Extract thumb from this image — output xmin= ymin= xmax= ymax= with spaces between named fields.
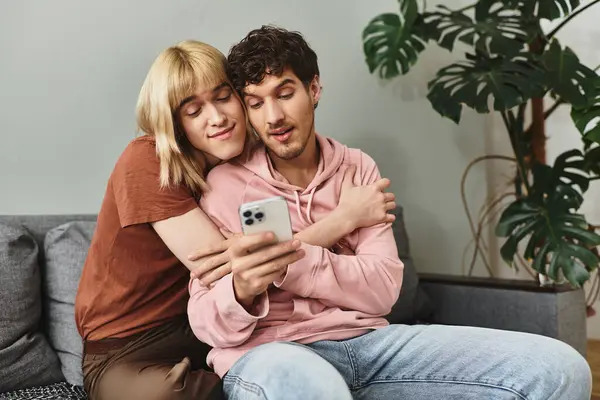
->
xmin=341 ymin=165 xmax=357 ymax=191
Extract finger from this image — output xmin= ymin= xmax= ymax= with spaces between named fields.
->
xmin=221 ymin=229 xmax=235 ymax=239
xmin=256 ymin=249 xmax=305 ymax=277
xmin=383 ymin=192 xmax=395 ymax=202
xmin=188 ymin=240 xmax=230 ymax=261
xmin=385 ymin=201 xmax=397 ymax=211
xmin=385 ymin=213 xmax=396 ymax=223
xmin=372 ymin=178 xmax=391 ymax=192
xmin=197 ymin=261 xmax=232 ymax=286
xmin=334 ymin=244 xmax=354 ymax=256
xmin=239 ymin=249 xmax=305 ymax=279
xmin=340 ymin=165 xmax=357 ymax=191
xmin=190 ymin=251 xmax=230 ymax=279
xmin=229 ymin=232 xmax=277 ymax=257
xmin=233 ymin=241 xmax=302 ymax=274
xmin=190 ymin=252 xmax=228 ymax=280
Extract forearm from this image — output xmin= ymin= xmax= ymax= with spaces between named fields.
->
xmin=275 ymin=243 xmax=403 ymax=315
xmin=294 ymin=209 xmax=355 ymax=249
xmin=188 ymin=275 xmax=268 ymax=348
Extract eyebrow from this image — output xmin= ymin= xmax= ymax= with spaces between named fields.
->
xmin=243 ymin=78 xmax=296 ymax=98
xmin=179 ymin=82 xmax=230 ymax=107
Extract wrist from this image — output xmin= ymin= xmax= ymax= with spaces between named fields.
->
xmin=233 ymin=277 xmax=256 ymax=311
xmin=331 ymin=207 xmax=358 ymax=235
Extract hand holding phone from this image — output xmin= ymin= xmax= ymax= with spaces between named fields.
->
xmin=233 ymin=196 xmax=297 ymax=308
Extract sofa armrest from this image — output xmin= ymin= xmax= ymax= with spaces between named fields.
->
xmin=418 ymin=273 xmax=587 ymax=355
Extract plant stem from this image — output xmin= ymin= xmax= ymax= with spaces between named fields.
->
xmin=544 ymin=99 xmax=564 ymax=120
xmin=501 ymin=110 xmax=530 ymax=196
xmin=547 ymin=0 xmax=600 ymax=40
xmin=531 ymin=98 xmax=547 ymax=164
xmin=590 ymin=176 xmax=600 ymax=181
xmin=461 ymin=155 xmax=516 ymax=277
xmin=456 ymin=3 xmax=477 ymax=13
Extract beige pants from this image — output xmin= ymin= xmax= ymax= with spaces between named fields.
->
xmin=82 ymin=316 xmax=223 ymax=400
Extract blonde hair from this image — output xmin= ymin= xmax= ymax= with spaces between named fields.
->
xmin=135 ymin=40 xmax=239 ymax=196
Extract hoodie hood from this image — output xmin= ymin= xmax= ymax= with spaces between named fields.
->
xmin=241 ymin=133 xmax=346 ymax=226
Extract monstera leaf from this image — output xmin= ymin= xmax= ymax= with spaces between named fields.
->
xmin=496 ymin=184 xmax=600 ymax=287
xmin=571 ymin=75 xmax=600 ymax=144
xmin=584 ymin=145 xmax=600 ymax=176
xmin=423 ymin=4 xmax=530 ymax=55
xmin=479 ymin=0 xmax=581 ymax=20
xmin=543 ymin=40 xmax=597 ymax=108
xmin=520 ymin=0 xmax=581 ymax=20
xmin=531 ymin=150 xmax=590 ymax=198
xmin=363 ymin=0 xmax=429 ymax=78
xmin=427 ymin=52 xmax=545 ymax=123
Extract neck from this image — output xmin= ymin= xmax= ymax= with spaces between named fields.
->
xmin=270 ymin=133 xmax=319 ymax=189
xmin=201 ymin=150 xmax=221 ymax=171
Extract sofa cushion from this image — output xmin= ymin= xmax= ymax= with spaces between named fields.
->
xmin=0 ymin=223 xmax=64 ymax=393
xmin=43 ymin=221 xmax=96 ymax=387
xmin=385 ymin=206 xmax=434 ymax=324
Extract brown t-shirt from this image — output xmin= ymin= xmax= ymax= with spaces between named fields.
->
xmin=75 ymin=136 xmax=199 ymax=341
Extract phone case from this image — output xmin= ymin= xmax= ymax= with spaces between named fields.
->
xmin=238 ymin=196 xmax=294 ymax=242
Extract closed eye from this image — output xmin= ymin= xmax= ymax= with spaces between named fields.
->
xmin=187 ymin=108 xmax=201 ymax=117
xmin=249 ymin=101 xmax=263 ymax=109
xmin=216 ymin=91 xmax=232 ymax=102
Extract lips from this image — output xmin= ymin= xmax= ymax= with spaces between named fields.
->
xmin=209 ymin=125 xmax=234 ymax=140
xmin=269 ymin=127 xmax=294 ymax=142
xmin=269 ymin=127 xmax=293 ymax=135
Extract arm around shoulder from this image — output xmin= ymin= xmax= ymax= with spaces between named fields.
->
xmin=276 ymin=150 xmax=404 ymax=315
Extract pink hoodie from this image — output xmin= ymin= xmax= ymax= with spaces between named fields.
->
xmin=190 ymin=134 xmax=404 ymax=377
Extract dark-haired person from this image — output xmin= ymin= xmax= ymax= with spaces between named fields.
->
xmin=187 ymin=25 xmax=592 ymax=400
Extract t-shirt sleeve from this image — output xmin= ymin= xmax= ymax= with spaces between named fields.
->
xmin=110 ymin=138 xmax=198 ymax=228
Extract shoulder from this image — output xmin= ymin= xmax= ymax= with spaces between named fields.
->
xmin=117 ymin=136 xmax=157 ymax=166
xmin=341 ymin=145 xmax=380 ymax=185
xmin=110 ymin=136 xmax=159 ymax=178
xmin=343 ymin=146 xmax=378 ymax=170
xmin=205 ymin=161 xmax=252 ymax=186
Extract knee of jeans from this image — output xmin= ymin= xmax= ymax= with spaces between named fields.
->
xmin=225 ymin=342 xmax=351 ymax=400
xmin=536 ymin=339 xmax=591 ymax=394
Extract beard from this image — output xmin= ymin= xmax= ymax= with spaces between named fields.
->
xmin=269 ymin=140 xmax=307 ymax=160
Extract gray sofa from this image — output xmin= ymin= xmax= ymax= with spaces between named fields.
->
xmin=0 ymin=211 xmax=587 ymax=399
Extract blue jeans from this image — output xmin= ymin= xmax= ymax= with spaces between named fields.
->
xmin=223 ymin=324 xmax=591 ymax=399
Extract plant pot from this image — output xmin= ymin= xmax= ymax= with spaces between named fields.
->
xmin=418 ymin=273 xmax=587 ymax=356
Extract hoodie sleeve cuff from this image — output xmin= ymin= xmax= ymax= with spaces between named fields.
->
xmin=214 ymin=275 xmax=270 ymax=323
xmin=273 ymin=243 xmax=321 ymax=297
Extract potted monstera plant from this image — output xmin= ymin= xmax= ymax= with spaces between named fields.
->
xmin=363 ymin=0 xmax=600 ymax=299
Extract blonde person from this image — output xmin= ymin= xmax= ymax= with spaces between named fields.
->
xmin=74 ymin=40 xmax=396 ymax=400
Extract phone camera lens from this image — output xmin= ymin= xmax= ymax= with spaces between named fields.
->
xmin=254 ymin=212 xmax=264 ymax=219
xmin=243 ymin=210 xmax=252 ymax=218
xmin=245 ymin=219 xmax=254 ymax=225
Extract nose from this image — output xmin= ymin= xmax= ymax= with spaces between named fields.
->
xmin=207 ymin=104 xmax=226 ymax=126
xmin=265 ymin=100 xmax=284 ymax=126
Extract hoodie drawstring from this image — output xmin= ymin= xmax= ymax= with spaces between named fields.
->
xmin=294 ymin=188 xmax=317 ymax=225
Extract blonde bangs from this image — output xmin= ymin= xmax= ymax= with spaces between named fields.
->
xmin=136 ymin=40 xmax=230 ymax=197
xmin=166 ymin=42 xmax=229 ymax=111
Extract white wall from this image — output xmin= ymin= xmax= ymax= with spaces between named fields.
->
xmin=0 ymin=0 xmax=488 ymax=277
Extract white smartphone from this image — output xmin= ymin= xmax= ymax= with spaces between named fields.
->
xmin=238 ymin=196 xmax=294 ymax=242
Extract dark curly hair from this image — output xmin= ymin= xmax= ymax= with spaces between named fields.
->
xmin=227 ymin=25 xmax=319 ymax=95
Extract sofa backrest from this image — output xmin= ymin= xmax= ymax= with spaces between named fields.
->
xmin=0 ymin=214 xmax=97 ymax=264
